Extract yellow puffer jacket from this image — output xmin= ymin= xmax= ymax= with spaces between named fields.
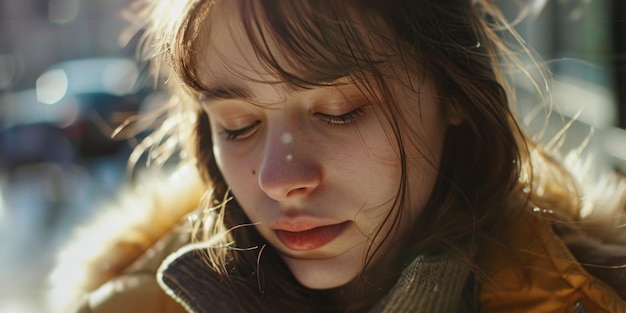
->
xmin=480 ymin=208 xmax=626 ymax=312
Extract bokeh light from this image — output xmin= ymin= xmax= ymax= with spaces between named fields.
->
xmin=36 ymin=69 xmax=68 ymax=105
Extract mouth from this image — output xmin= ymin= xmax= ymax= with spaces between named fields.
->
xmin=275 ymin=221 xmax=350 ymax=251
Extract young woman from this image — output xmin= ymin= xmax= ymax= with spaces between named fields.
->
xmin=50 ymin=0 xmax=626 ymax=312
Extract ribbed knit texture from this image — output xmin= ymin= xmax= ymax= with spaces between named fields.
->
xmin=158 ymin=248 xmax=239 ymax=313
xmin=158 ymin=247 xmax=473 ymax=312
xmin=368 ymin=255 xmax=473 ymax=313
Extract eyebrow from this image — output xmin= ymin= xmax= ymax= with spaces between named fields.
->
xmin=199 ymin=85 xmax=253 ymax=102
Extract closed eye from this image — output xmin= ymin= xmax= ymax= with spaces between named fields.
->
xmin=316 ymin=106 xmax=367 ymax=125
xmin=221 ymin=120 xmax=261 ymax=141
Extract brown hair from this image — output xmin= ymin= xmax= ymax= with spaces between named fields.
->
xmin=131 ymin=0 xmax=617 ymax=311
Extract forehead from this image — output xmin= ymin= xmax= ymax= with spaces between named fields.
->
xmin=197 ymin=1 xmax=271 ymax=87
xmin=193 ymin=0 xmax=398 ymax=91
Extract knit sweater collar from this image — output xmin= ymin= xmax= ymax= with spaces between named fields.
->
xmin=157 ymin=244 xmax=473 ymax=313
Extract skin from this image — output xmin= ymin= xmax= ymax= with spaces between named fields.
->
xmin=196 ymin=1 xmax=450 ymax=289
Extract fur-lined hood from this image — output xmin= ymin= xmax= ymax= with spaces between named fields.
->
xmin=47 ymin=164 xmax=205 ymax=313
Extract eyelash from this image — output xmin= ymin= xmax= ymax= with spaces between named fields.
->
xmin=222 ymin=120 xmax=261 ymax=141
xmin=316 ymin=107 xmax=367 ymax=125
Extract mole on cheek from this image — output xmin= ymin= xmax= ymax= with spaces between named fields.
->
xmin=252 ymin=169 xmax=256 ymax=175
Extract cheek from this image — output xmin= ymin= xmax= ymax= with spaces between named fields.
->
xmin=348 ymin=125 xmax=402 ymax=223
xmin=211 ymin=135 xmax=259 ymax=205
xmin=373 ymin=107 xmax=447 ymax=231
xmin=403 ymin=119 xmax=448 ymax=220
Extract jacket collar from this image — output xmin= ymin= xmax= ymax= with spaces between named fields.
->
xmin=157 ymin=243 xmax=474 ymax=313
xmin=369 ymin=253 xmax=474 ymax=312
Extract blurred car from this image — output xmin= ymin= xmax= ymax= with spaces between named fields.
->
xmin=0 ymin=57 xmax=150 ymax=171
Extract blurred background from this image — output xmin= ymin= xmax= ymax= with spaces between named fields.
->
xmin=0 ymin=1 xmax=148 ymax=312
xmin=0 ymin=1 xmax=625 ymax=313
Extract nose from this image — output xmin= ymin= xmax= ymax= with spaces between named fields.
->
xmin=258 ymin=132 xmax=322 ymax=201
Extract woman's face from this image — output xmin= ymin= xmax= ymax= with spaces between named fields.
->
xmin=197 ymin=1 xmax=449 ymax=289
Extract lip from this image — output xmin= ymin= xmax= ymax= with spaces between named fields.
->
xmin=273 ymin=219 xmax=349 ymax=251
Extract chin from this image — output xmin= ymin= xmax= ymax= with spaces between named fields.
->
xmin=283 ymin=256 xmax=362 ymax=290
xmin=295 ymin=272 xmax=357 ymax=290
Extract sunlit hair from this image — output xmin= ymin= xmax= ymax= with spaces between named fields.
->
xmin=132 ymin=0 xmax=594 ymax=311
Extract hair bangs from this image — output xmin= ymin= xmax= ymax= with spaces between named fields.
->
xmin=212 ymin=0 xmax=398 ymax=90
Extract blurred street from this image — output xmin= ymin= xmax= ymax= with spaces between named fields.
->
xmin=0 ymin=1 xmax=144 ymax=312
